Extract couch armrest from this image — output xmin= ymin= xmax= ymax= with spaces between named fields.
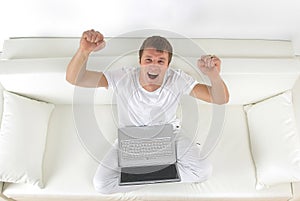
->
xmin=0 ymin=194 xmax=7 ymax=201
xmin=0 ymin=183 xmax=16 ymax=201
xmin=0 ymin=182 xmax=5 ymax=201
xmin=292 ymin=182 xmax=300 ymax=201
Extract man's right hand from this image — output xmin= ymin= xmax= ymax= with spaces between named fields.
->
xmin=80 ymin=29 xmax=105 ymax=54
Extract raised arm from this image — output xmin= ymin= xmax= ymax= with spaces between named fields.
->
xmin=66 ymin=29 xmax=108 ymax=88
xmin=190 ymin=55 xmax=229 ymax=104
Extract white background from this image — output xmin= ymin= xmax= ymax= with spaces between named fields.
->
xmin=1 ymin=0 xmax=300 ymax=54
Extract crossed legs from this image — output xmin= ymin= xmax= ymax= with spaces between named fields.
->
xmin=93 ymin=133 xmax=212 ymax=194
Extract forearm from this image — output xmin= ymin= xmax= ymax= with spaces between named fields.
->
xmin=66 ymin=48 xmax=90 ymax=84
xmin=208 ymin=76 xmax=229 ymax=104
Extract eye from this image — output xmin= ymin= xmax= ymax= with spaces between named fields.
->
xmin=158 ymin=60 xmax=165 ymax=65
xmin=145 ymin=58 xmax=152 ymax=63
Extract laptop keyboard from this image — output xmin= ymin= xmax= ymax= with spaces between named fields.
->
xmin=120 ymin=137 xmax=173 ymax=160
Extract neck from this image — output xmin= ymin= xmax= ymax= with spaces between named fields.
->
xmin=142 ymin=84 xmax=161 ymax=92
xmin=139 ymin=76 xmax=161 ymax=92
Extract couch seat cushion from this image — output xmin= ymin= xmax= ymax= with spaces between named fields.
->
xmin=2 ymin=105 xmax=292 ymax=201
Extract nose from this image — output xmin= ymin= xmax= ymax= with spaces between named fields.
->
xmin=147 ymin=65 xmax=161 ymax=74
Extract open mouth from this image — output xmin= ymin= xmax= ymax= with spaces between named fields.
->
xmin=147 ymin=72 xmax=159 ymax=80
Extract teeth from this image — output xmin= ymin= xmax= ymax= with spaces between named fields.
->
xmin=147 ymin=72 xmax=159 ymax=80
xmin=148 ymin=72 xmax=158 ymax=76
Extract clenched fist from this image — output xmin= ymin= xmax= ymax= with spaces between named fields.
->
xmin=80 ymin=29 xmax=106 ymax=53
xmin=197 ymin=55 xmax=221 ymax=79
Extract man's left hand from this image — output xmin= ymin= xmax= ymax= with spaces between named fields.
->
xmin=197 ymin=55 xmax=221 ymax=79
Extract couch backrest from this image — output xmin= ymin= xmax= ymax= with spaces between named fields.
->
xmin=0 ymin=38 xmax=300 ymax=105
xmin=293 ymin=77 xmax=300 ymax=132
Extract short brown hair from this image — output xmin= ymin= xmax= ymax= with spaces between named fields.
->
xmin=139 ymin=36 xmax=173 ymax=65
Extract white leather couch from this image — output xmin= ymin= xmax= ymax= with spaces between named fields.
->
xmin=0 ymin=37 xmax=300 ymax=201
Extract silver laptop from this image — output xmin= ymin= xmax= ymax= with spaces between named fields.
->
xmin=118 ymin=124 xmax=181 ymax=185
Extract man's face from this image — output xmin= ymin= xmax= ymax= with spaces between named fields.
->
xmin=139 ymin=48 xmax=170 ymax=89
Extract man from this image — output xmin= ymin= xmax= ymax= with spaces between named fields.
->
xmin=66 ymin=29 xmax=229 ymax=194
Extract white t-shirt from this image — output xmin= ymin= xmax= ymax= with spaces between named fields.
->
xmin=104 ymin=67 xmax=199 ymax=128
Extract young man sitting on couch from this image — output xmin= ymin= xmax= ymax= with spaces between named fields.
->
xmin=66 ymin=29 xmax=229 ymax=194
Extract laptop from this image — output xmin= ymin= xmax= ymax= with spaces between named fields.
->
xmin=118 ymin=124 xmax=181 ymax=186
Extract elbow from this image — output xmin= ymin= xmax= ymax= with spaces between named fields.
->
xmin=221 ymin=95 xmax=230 ymax=105
xmin=224 ymin=92 xmax=230 ymax=104
xmin=222 ymin=94 xmax=230 ymax=105
xmin=213 ymin=95 xmax=230 ymax=105
xmin=219 ymin=99 xmax=229 ymax=105
xmin=66 ymin=74 xmax=75 ymax=85
xmin=217 ymin=90 xmax=230 ymax=105
xmin=214 ymin=101 xmax=228 ymax=105
xmin=65 ymin=73 xmax=78 ymax=86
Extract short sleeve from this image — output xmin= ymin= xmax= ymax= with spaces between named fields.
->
xmin=103 ymin=67 xmax=129 ymax=90
xmin=177 ymin=70 xmax=199 ymax=95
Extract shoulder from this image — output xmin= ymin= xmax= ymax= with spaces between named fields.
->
xmin=103 ymin=67 xmax=137 ymax=89
xmin=167 ymin=68 xmax=181 ymax=77
xmin=104 ymin=67 xmax=136 ymax=77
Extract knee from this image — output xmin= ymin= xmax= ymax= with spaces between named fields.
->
xmin=93 ymin=176 xmax=106 ymax=194
xmin=93 ymin=176 xmax=115 ymax=194
xmin=93 ymin=168 xmax=116 ymax=194
xmin=203 ymin=163 xmax=213 ymax=179
xmin=196 ymin=162 xmax=213 ymax=182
